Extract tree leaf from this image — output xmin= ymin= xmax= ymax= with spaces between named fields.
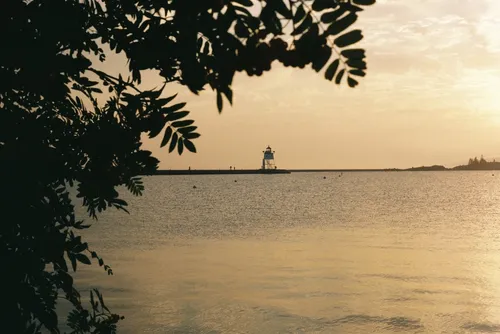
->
xmin=90 ymin=290 xmax=96 ymax=308
xmin=166 ymin=111 xmax=190 ymax=121
xmin=324 ymin=59 xmax=340 ymax=81
xmin=273 ymin=0 xmax=292 ymax=19
xmin=94 ymin=289 xmax=110 ymax=313
xmin=171 ymin=120 xmax=195 ymax=128
xmin=334 ymin=29 xmax=363 ymax=48
xmin=234 ymin=4 xmax=252 ymax=16
xmin=312 ymin=0 xmax=336 ymax=11
xmin=216 ymin=91 xmax=223 ymax=113
xmin=161 ymin=126 xmax=173 ymax=148
xmin=68 ymin=252 xmax=77 ymax=272
xmin=353 ymin=0 xmax=376 ymax=5
xmin=347 ymin=76 xmax=359 ymax=87
xmin=261 ymin=5 xmax=282 ymax=34
xmin=343 ymin=4 xmax=364 ymax=13
xmin=178 ymin=126 xmax=197 ymax=134
xmin=156 ymin=94 xmax=178 ymax=106
xmin=222 ymin=88 xmax=233 ymax=105
xmin=235 ymin=21 xmax=249 ymax=38
xmin=346 ymin=59 xmax=367 ymax=70
xmin=184 ymin=132 xmax=201 ymax=140
xmin=233 ymin=0 xmax=252 ymax=6
xmin=321 ymin=8 xmax=345 ymax=24
xmin=349 ymin=69 xmax=366 ymax=77
xmin=341 ymin=48 xmax=366 ymax=59
xmin=169 ymin=132 xmax=178 ymax=153
xmin=292 ymin=13 xmax=312 ymax=36
xmin=203 ymin=41 xmax=210 ymax=54
xmin=75 ymin=96 xmax=82 ymax=108
xmin=148 ymin=115 xmax=166 ymax=138
xmin=184 ymin=139 xmax=197 ymax=153
xmin=162 ymin=102 xmax=186 ymax=114
xmin=312 ymin=46 xmax=332 ymax=72
xmin=72 ymin=242 xmax=88 ymax=253
xmin=326 ymin=13 xmax=357 ymax=36
xmin=177 ymin=138 xmax=184 ymax=155
xmin=295 ymin=23 xmax=319 ymax=50
xmin=293 ymin=5 xmax=306 ymax=24
xmin=111 ymin=198 xmax=127 ymax=206
xmin=140 ymin=87 xmax=162 ymax=99
xmin=75 ymin=253 xmax=91 ymax=265
xmin=335 ymin=69 xmax=345 ymax=84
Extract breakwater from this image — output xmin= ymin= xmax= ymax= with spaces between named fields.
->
xmin=154 ymin=169 xmax=291 ymax=175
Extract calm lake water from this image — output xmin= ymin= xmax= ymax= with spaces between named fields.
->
xmin=69 ymin=172 xmax=500 ymax=333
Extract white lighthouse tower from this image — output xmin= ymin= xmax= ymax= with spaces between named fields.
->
xmin=262 ymin=146 xmax=277 ymax=170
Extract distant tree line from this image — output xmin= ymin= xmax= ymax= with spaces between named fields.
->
xmin=453 ymin=155 xmax=500 ymax=170
xmin=467 ymin=155 xmax=496 ymax=165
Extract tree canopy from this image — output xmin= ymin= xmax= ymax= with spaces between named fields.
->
xmin=0 ymin=0 xmax=375 ymax=332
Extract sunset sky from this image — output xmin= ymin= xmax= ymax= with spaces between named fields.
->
xmin=119 ymin=0 xmax=500 ymax=169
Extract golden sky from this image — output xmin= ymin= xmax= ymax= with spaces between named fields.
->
xmin=111 ymin=0 xmax=500 ymax=169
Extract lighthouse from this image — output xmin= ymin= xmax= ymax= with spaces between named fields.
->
xmin=262 ymin=146 xmax=277 ymax=170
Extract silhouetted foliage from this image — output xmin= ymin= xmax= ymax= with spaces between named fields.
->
xmin=468 ymin=155 xmax=489 ymax=165
xmin=460 ymin=155 xmax=500 ymax=170
xmin=0 ymin=0 xmax=374 ymax=332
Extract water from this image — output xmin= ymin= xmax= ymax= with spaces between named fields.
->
xmin=70 ymin=172 xmax=500 ymax=333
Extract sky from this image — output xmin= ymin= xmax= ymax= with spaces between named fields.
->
xmin=105 ymin=0 xmax=500 ymax=169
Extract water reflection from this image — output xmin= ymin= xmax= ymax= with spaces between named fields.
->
xmin=72 ymin=172 xmax=500 ymax=333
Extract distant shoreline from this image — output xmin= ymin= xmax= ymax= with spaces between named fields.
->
xmin=150 ymin=165 xmax=500 ymax=175
xmin=150 ymin=158 xmax=500 ymax=175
